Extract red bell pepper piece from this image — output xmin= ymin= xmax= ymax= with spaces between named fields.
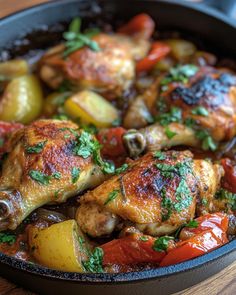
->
xmin=180 ymin=213 xmax=228 ymax=240
xmin=97 ymin=127 xmax=127 ymax=158
xmin=221 ymin=158 xmax=236 ymax=193
xmin=136 ymin=42 xmax=171 ymax=73
xmin=118 ymin=13 xmax=155 ymax=39
xmin=160 ymin=213 xmax=228 ymax=267
xmin=101 ymin=234 xmax=165 ymax=265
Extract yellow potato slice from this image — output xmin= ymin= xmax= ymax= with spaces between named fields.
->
xmin=64 ymin=90 xmax=119 ymax=127
xmin=0 ymin=75 xmax=43 ymax=124
xmin=28 ymin=220 xmax=88 ymax=272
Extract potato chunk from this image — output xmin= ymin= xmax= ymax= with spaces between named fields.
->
xmin=28 ymin=220 xmax=89 ymax=272
xmin=64 ymin=90 xmax=119 ymax=127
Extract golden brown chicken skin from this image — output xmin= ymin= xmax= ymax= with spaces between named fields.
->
xmin=39 ymin=33 xmax=150 ymax=99
xmin=76 ymin=150 xmax=223 ymax=237
xmin=162 ymin=67 xmax=236 ymax=142
xmin=0 ymin=119 xmax=105 ymax=230
xmin=123 ymin=67 xmax=236 ymax=157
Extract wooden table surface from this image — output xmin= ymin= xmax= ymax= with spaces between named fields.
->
xmin=0 ymin=0 xmax=236 ymax=294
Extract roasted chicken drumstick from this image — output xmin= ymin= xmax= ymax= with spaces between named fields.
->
xmin=124 ymin=66 xmax=236 ymax=157
xmin=0 ymin=119 xmax=105 ymax=230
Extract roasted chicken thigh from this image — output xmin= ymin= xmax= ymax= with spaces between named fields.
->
xmin=39 ymin=33 xmax=150 ymax=99
xmin=76 ymin=150 xmax=223 ymax=237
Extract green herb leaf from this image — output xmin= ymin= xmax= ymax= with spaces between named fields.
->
xmin=101 ymin=161 xmax=115 ymax=174
xmin=0 ymin=232 xmax=16 ymax=245
xmin=174 ymin=178 xmax=192 ymax=212
xmin=69 ymin=17 xmax=81 ymax=34
xmin=161 ymin=64 xmax=199 ymax=90
xmin=52 ymin=171 xmax=61 ymax=180
xmin=104 ymin=189 xmax=120 ymax=205
xmin=195 ymin=130 xmax=218 ymax=151
xmin=184 ymin=117 xmax=196 ymax=128
xmin=174 ymin=219 xmax=198 ymax=238
xmin=140 ymin=236 xmax=149 ymax=242
xmin=71 ymin=167 xmax=81 ymax=184
xmin=153 ymin=236 xmax=174 ymax=252
xmin=154 ymin=151 xmax=166 ymax=160
xmin=155 ymin=106 xmax=182 ymax=126
xmin=185 ymin=220 xmax=199 ymax=228
xmin=115 ymin=163 xmax=129 ymax=175
xmin=191 ymin=106 xmax=209 ymax=116
xmin=82 ymin=247 xmax=103 ymax=273
xmin=26 ymin=141 xmax=47 ymax=154
xmin=29 ymin=170 xmax=51 ymax=185
xmin=63 ymin=18 xmax=101 ymax=57
xmin=165 ymin=127 xmax=177 ymax=139
xmin=215 ymin=188 xmax=236 ymax=210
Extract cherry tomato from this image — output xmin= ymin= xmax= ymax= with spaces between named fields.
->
xmin=97 ymin=127 xmax=127 ymax=158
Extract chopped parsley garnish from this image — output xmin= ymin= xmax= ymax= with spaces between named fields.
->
xmin=71 ymin=167 xmax=81 ymax=184
xmin=82 ymin=247 xmax=103 ymax=273
xmin=26 ymin=141 xmax=47 ymax=154
xmin=115 ymin=163 xmax=129 ymax=175
xmin=153 ymin=236 xmax=174 ymax=252
xmin=53 ymin=114 xmax=70 ymax=121
xmin=63 ymin=128 xmax=115 ymax=175
xmin=63 ymin=17 xmax=101 ymax=57
xmin=52 ymin=172 xmax=61 ymax=180
xmin=29 ymin=170 xmax=51 ymax=185
xmin=0 ymin=232 xmax=16 ymax=245
xmin=186 ymin=220 xmax=199 ymax=228
xmin=104 ymin=189 xmax=120 ymax=205
xmin=191 ymin=106 xmax=209 ymax=116
xmin=75 ymin=132 xmax=115 ymax=174
xmin=184 ymin=117 xmax=196 ymax=128
xmin=202 ymin=198 xmax=208 ymax=206
xmin=73 ymin=130 xmax=98 ymax=158
xmin=156 ymin=163 xmax=176 ymax=179
xmin=215 ymin=188 xmax=236 ymax=210
xmin=154 ymin=151 xmax=166 ymax=160
xmin=160 ymin=64 xmax=199 ymax=91
xmin=140 ymin=236 xmax=149 ymax=242
xmin=165 ymin=127 xmax=177 ymax=139
xmin=155 ymin=106 xmax=182 ymax=126
xmin=195 ymin=130 xmax=217 ymax=151
xmin=156 ymin=158 xmax=193 ymax=218
xmin=174 ymin=178 xmax=192 ymax=212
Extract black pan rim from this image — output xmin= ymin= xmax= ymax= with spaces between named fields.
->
xmin=0 ymin=0 xmax=236 ymax=29
xmin=0 ymin=0 xmax=235 ymax=284
xmin=0 ymin=239 xmax=235 ymax=283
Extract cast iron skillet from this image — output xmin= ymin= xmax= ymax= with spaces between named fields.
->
xmin=0 ymin=1 xmax=236 ymax=294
